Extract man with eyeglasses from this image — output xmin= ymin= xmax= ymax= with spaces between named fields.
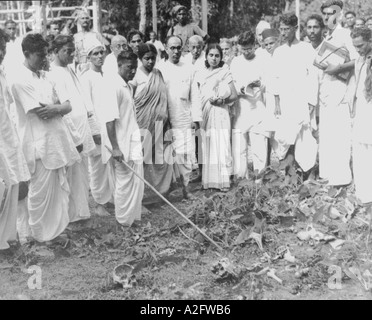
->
xmin=271 ymin=12 xmax=318 ymax=177
xmin=103 ymin=35 xmax=128 ymax=75
xmin=230 ymin=31 xmax=269 ymax=181
xmin=316 ymin=0 xmax=358 ymax=187
xmin=158 ymin=35 xmax=200 ymax=200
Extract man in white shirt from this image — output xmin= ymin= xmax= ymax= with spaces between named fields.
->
xmin=158 ymin=36 xmax=196 ymax=199
xmin=147 ymin=31 xmax=165 ymax=64
xmin=0 ymin=29 xmax=30 ymax=251
xmin=81 ymin=40 xmax=115 ymax=217
xmin=105 ymin=51 xmax=144 ymax=227
xmin=317 ymin=0 xmax=358 ymax=186
xmin=11 ymin=34 xmax=80 ymax=243
xmin=103 ymin=35 xmax=128 ymax=75
xmin=230 ymin=31 xmax=269 ymax=180
xmin=2 ymin=20 xmax=23 ymax=78
xmin=349 ymin=27 xmax=372 ymax=206
xmin=49 ymin=35 xmax=96 ymax=223
xmin=271 ymin=12 xmax=318 ymax=175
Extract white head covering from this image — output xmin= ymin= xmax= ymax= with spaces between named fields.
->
xmin=256 ymin=20 xmax=271 ymax=36
xmin=86 ymin=38 xmax=106 ymax=56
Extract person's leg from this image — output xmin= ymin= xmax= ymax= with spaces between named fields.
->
xmin=232 ymin=130 xmax=249 ymax=179
xmin=0 ymin=184 xmax=19 ymax=250
xmin=249 ymin=132 xmax=268 ymax=176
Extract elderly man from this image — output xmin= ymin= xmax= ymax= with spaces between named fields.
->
xmin=104 ymin=51 xmax=144 ymax=227
xmin=11 ymin=34 xmax=80 ymax=243
xmin=74 ymin=11 xmax=107 ymax=74
xmin=350 ymin=27 xmax=372 ymax=207
xmin=167 ymin=5 xmax=209 ymax=55
xmin=317 ymin=0 xmax=358 ymax=186
xmin=81 ymin=40 xmax=115 ymax=217
xmin=158 ymin=36 xmax=196 ymax=199
xmin=103 ymin=35 xmax=128 ymax=75
xmin=0 ymin=29 xmax=30 ymax=251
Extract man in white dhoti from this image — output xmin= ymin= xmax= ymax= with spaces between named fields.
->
xmin=230 ymin=31 xmax=269 ymax=179
xmin=81 ymin=40 xmax=116 ymax=217
xmin=0 ymin=30 xmax=30 ymax=251
xmin=158 ymin=36 xmax=196 ymax=199
xmin=183 ymin=35 xmax=205 ymax=181
xmin=11 ymin=34 xmax=80 ymax=243
xmin=49 ymin=35 xmax=96 ymax=223
xmin=350 ymin=27 xmax=372 ymax=206
xmin=105 ymin=51 xmax=144 ymax=227
xmin=271 ymin=12 xmax=318 ymax=175
xmin=317 ymin=0 xmax=358 ymax=186
xmin=103 ymin=35 xmax=128 ymax=76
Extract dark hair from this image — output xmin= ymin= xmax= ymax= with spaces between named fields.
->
xmin=47 ymin=21 xmax=60 ymax=29
xmin=117 ymin=49 xmax=138 ymax=67
xmin=137 ymin=43 xmax=157 ymax=60
xmin=127 ymin=29 xmax=144 ymax=42
xmin=22 ymin=33 xmax=48 ymax=55
xmin=51 ymin=35 xmax=74 ymax=52
xmin=4 ymin=20 xmax=16 ymax=27
xmin=306 ymin=14 xmax=325 ymax=29
xmin=280 ymin=12 xmax=298 ymax=27
xmin=320 ymin=0 xmax=344 ymax=13
xmin=0 ymin=29 xmax=9 ymax=50
xmin=205 ymin=44 xmax=224 ymax=68
xmin=351 ymin=26 xmax=372 ymax=41
xmin=237 ymin=31 xmax=256 ymax=46
xmin=345 ymin=11 xmax=356 ymax=18
xmin=356 ymin=17 xmax=366 ymax=24
xmin=165 ymin=35 xmax=183 ymax=47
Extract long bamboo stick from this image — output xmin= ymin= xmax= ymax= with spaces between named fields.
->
xmin=105 ymin=146 xmax=224 ymax=252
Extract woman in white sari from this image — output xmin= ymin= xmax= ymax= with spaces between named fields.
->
xmin=196 ymin=44 xmax=238 ymax=191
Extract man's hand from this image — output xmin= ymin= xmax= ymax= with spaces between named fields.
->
xmin=76 ymin=144 xmax=84 ymax=153
xmin=93 ymin=135 xmax=102 ymax=146
xmin=112 ymin=148 xmax=124 ymax=163
xmin=209 ymin=97 xmax=223 ymax=107
xmin=35 ymin=103 xmax=60 ymax=120
xmin=192 ymin=122 xmax=200 ymax=131
xmin=323 ymin=63 xmax=339 ymax=76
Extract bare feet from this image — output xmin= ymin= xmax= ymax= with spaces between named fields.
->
xmin=96 ymin=204 xmax=111 ymax=217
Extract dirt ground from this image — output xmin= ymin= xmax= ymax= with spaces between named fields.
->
xmin=1 ymin=168 xmax=372 ymax=301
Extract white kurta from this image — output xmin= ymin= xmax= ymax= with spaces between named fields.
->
xmin=102 ymin=52 xmax=118 ymax=76
xmin=230 ymin=54 xmax=269 ymax=177
xmin=351 ymin=55 xmax=372 ymax=203
xmin=103 ymin=75 xmax=144 ymax=226
xmin=80 ymin=68 xmax=115 ymax=205
xmin=318 ymin=25 xmax=358 ymax=185
xmin=271 ymin=41 xmax=318 ymax=170
xmin=158 ymin=60 xmax=194 ymax=184
xmin=49 ymin=64 xmax=95 ymax=223
xmin=11 ymin=65 xmax=80 ymax=242
xmin=0 ymin=71 xmax=30 ymax=250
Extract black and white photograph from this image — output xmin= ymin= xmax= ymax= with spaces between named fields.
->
xmin=0 ymin=0 xmax=372 ymax=303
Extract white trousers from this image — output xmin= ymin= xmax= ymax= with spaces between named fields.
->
xmin=0 ymin=184 xmax=19 ymax=250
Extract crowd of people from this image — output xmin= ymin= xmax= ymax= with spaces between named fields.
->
xmin=1 ymin=0 xmax=372 ymax=252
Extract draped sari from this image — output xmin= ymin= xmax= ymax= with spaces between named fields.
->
xmin=197 ymin=66 xmax=233 ymax=190
xmin=133 ymin=68 xmax=173 ymax=203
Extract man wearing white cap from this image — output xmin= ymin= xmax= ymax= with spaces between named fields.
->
xmin=255 ymin=20 xmax=271 ymax=60
xmin=48 ymin=35 xmax=96 ymax=223
xmin=81 ymin=39 xmax=116 ymax=217
xmin=74 ymin=11 xmax=107 ymax=74
xmin=103 ymin=35 xmax=128 ymax=76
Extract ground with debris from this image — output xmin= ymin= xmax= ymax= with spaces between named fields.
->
xmin=1 ymin=165 xmax=372 ymax=300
